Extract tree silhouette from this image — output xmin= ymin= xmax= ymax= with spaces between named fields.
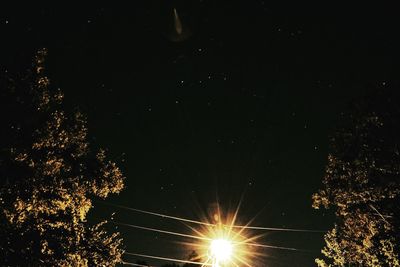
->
xmin=161 ymin=264 xmax=180 ymax=267
xmin=159 ymin=250 xmax=201 ymax=267
xmin=182 ymin=250 xmax=201 ymax=267
xmin=0 ymin=49 xmax=125 ymax=266
xmin=313 ymin=88 xmax=400 ymax=266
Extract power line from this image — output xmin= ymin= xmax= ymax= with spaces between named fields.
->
xmin=232 ymin=224 xmax=325 ymax=233
xmin=114 ymin=221 xmax=211 ymax=241
xmin=125 ymin=252 xmax=212 ymax=266
xmin=114 ymin=220 xmax=314 ymax=252
xmin=99 ymin=201 xmax=214 ymax=227
xmin=121 ymin=261 xmax=153 ymax=267
xmin=238 ymin=241 xmax=313 ymax=252
xmin=98 ymin=201 xmax=326 ymax=233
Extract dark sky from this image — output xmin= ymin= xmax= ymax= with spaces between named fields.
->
xmin=1 ymin=2 xmax=399 ymax=266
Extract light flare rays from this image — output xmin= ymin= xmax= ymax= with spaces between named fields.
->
xmin=98 ymin=200 xmax=324 ymax=266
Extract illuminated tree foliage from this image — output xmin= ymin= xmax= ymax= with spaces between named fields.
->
xmin=0 ymin=49 xmax=125 ymax=266
xmin=313 ymin=89 xmax=400 ymax=266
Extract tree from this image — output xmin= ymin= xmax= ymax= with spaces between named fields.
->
xmin=0 ymin=49 xmax=125 ymax=266
xmin=161 ymin=263 xmax=180 ymax=267
xmin=182 ymin=250 xmax=201 ymax=267
xmin=159 ymin=250 xmax=200 ymax=267
xmin=313 ymin=88 xmax=400 ymax=266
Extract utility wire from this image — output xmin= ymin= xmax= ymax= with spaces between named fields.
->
xmin=121 ymin=261 xmax=154 ymax=267
xmin=232 ymin=224 xmax=325 ymax=233
xmin=114 ymin=221 xmax=211 ymax=241
xmin=98 ymin=201 xmax=326 ymax=233
xmin=98 ymin=201 xmax=214 ymax=227
xmin=114 ymin=221 xmax=314 ymax=252
xmin=125 ymin=252 xmax=213 ymax=266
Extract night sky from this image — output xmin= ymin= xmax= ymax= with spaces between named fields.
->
xmin=1 ymin=2 xmax=399 ymax=266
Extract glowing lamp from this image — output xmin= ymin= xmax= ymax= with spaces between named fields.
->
xmin=210 ymin=238 xmax=233 ymax=263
